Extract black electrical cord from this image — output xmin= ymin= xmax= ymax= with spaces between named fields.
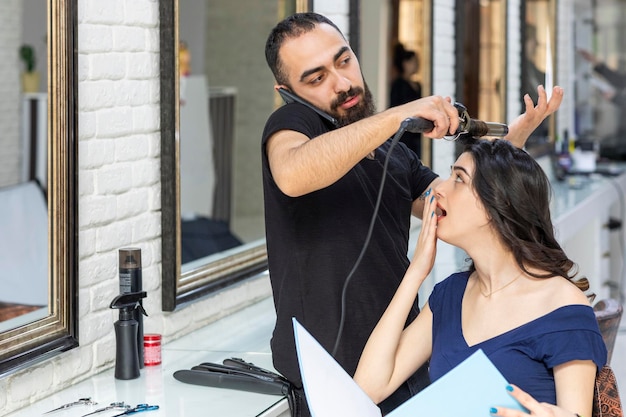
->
xmin=330 ymin=126 xmax=410 ymax=357
xmin=329 ymin=109 xmax=506 ymax=356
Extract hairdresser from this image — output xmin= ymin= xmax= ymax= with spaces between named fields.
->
xmin=262 ymin=12 xmax=563 ymax=417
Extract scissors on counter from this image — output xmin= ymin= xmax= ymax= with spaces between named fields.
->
xmin=111 ymin=403 xmax=159 ymax=416
xmin=80 ymin=402 xmax=132 ymax=417
xmin=44 ymin=398 xmax=98 ymax=414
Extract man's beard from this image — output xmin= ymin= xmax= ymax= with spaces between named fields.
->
xmin=329 ymin=84 xmax=376 ymax=128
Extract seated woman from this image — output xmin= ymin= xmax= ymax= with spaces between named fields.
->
xmin=354 ymin=138 xmax=607 ymax=417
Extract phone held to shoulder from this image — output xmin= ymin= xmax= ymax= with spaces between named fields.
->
xmin=277 ymin=88 xmax=339 ymax=127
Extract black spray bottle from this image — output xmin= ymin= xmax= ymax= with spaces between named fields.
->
xmin=118 ymin=248 xmax=144 ymax=368
xmin=110 ymin=291 xmax=148 ymax=380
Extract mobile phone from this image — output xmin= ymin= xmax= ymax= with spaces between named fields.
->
xmin=277 ymin=88 xmax=339 ymax=127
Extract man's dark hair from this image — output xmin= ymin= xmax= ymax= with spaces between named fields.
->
xmin=265 ymin=12 xmax=344 ymax=86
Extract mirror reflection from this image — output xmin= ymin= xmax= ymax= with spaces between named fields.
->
xmin=161 ymin=1 xmax=306 ymax=310
xmin=522 ymin=0 xmax=556 ymax=148
xmin=574 ymin=0 xmax=626 ymax=160
xmin=455 ymin=0 xmax=507 ymax=140
xmin=0 ymin=0 xmax=77 ymax=376
xmin=0 ymin=0 xmax=48 ymax=330
xmin=393 ymin=0 xmax=433 ymax=165
xmin=178 ymin=1 xmax=297 ymax=271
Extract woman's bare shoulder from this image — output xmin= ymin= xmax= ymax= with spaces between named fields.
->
xmin=539 ymin=275 xmax=592 ymax=308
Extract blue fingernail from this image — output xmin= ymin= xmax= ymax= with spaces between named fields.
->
xmin=430 ymin=195 xmax=435 ymax=203
xmin=490 ymin=407 xmax=498 ymax=414
xmin=424 ymin=188 xmax=431 ymax=197
xmin=431 ymin=211 xmax=434 ymax=217
xmin=506 ymin=385 xmax=513 ymax=392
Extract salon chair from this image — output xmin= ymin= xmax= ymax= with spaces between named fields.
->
xmin=594 ymin=298 xmax=624 ymax=364
xmin=592 ymin=299 xmax=624 ymax=417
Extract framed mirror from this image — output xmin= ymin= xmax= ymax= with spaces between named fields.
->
xmin=455 ymin=0 xmax=507 ymax=137
xmin=390 ymin=0 xmax=433 ymax=166
xmin=161 ymin=1 xmax=309 ymax=311
xmin=0 ymin=0 xmax=77 ymax=375
xmin=572 ymin=0 xmax=626 ymax=156
xmin=521 ymin=0 xmax=557 ymax=155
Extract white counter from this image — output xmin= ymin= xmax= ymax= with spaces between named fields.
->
xmin=5 ymin=298 xmax=289 ymax=417
xmin=550 ymin=166 xmax=626 ymax=300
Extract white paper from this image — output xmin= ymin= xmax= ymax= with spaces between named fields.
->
xmin=293 ymin=318 xmax=381 ymax=417
xmin=293 ymin=318 xmax=526 ymax=417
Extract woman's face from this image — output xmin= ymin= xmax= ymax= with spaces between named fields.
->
xmin=433 ymin=152 xmax=491 ymax=246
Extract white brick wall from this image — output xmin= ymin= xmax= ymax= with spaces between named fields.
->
xmin=556 ymin=0 xmax=575 ymax=139
xmin=76 ymin=8 xmax=163 ymax=398
xmin=0 ymin=0 xmax=22 ymax=188
xmin=431 ymin=0 xmax=457 ymax=175
xmin=506 ymin=0 xmax=523 ymax=124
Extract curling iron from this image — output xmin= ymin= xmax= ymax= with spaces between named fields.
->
xmin=400 ymin=102 xmax=509 ymax=140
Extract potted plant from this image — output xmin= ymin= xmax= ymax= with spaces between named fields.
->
xmin=19 ymin=44 xmax=39 ymax=93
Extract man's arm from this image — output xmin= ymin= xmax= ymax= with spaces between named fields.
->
xmin=266 ymin=96 xmax=459 ymax=197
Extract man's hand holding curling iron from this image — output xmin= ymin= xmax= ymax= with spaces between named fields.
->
xmin=506 ymin=85 xmax=564 ymax=148
xmin=394 ymin=95 xmax=460 ymax=139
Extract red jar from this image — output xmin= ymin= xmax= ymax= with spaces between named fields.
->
xmin=143 ymin=334 xmax=162 ymax=366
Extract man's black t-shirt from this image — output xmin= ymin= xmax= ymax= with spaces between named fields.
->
xmin=261 ymin=102 xmax=437 ymax=388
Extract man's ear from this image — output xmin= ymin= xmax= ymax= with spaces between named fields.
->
xmin=275 ymin=84 xmax=289 ymax=92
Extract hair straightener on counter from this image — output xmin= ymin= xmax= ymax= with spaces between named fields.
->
xmin=174 ymin=357 xmax=300 ymax=413
xmin=174 ymin=357 xmax=293 ymax=395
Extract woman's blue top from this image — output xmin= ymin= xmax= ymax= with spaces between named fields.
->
xmin=428 ymin=271 xmax=607 ymax=404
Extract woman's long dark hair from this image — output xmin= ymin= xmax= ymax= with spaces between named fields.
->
xmin=462 ymin=138 xmax=590 ymax=294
